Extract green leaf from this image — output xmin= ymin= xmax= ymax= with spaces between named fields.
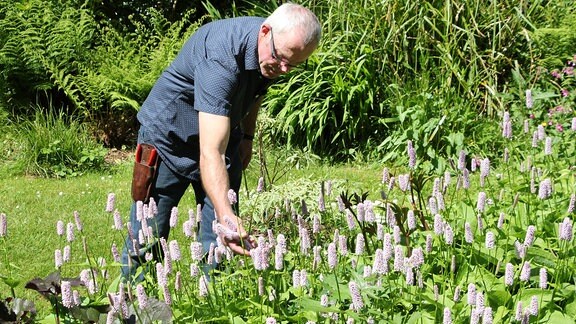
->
xmin=542 ymin=311 xmax=574 ymax=323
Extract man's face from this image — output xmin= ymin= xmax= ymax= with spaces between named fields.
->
xmin=258 ymin=25 xmax=317 ymax=79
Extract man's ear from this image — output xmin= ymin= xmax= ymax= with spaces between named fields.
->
xmin=260 ymin=24 xmax=271 ymax=36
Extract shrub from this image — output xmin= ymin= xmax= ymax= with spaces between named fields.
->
xmin=15 ymin=107 xmax=107 ymax=178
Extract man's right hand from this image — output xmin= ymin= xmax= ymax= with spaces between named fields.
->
xmin=217 ymin=214 xmax=257 ymax=256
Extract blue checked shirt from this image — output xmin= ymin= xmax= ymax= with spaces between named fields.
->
xmin=137 ymin=17 xmax=272 ymax=180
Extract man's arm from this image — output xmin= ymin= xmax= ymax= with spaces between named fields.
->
xmin=198 ymin=111 xmax=252 ymax=255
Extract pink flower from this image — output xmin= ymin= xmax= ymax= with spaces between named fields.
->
xmin=372 ymin=248 xmax=388 ymax=275
xmin=559 ymin=217 xmax=573 ymax=241
xmin=544 ymin=137 xmax=552 ymax=155
xmin=61 ymin=281 xmax=73 ymax=308
xmin=464 ymin=222 xmax=474 ymax=243
xmin=113 ymin=210 xmax=123 ymax=230
xmin=55 ymin=249 xmax=63 ymax=268
xmin=227 ymin=189 xmax=237 ymax=205
xmin=520 ymin=261 xmax=531 ymax=282
xmin=0 ymin=213 xmax=8 ymax=237
xmin=66 ymin=222 xmax=75 ymax=242
xmin=111 ymin=243 xmax=120 ymax=263
xmin=136 ymin=284 xmax=148 ymax=309
xmin=327 ymin=242 xmax=338 ymax=269
xmin=539 ymin=268 xmax=548 ymax=289
xmin=56 ymin=220 xmax=64 ymax=236
xmin=525 ymin=89 xmax=533 ymax=108
xmin=524 ymin=225 xmax=536 ymax=247
xmin=190 ymin=242 xmax=203 ymax=261
xmin=567 ymin=194 xmax=575 ymax=214
xmin=198 ymin=276 xmax=209 ymax=297
xmin=467 ymin=283 xmax=476 ymax=305
xmin=381 ymin=167 xmax=390 ymax=184
xmin=458 ymin=150 xmax=467 ymax=171
xmin=485 ymin=231 xmax=495 ymax=249
xmin=407 ymin=140 xmax=416 ymax=169
xmin=348 ymin=281 xmax=363 ymax=310
xmin=453 ymin=286 xmax=461 ymax=302
xmin=442 ymin=307 xmax=452 ymax=324
xmin=169 ymin=207 xmax=178 ymax=228
xmin=257 ymin=177 xmax=265 ymax=193
xmin=355 ymin=233 xmax=365 ymax=255
xmin=169 ymin=240 xmax=181 ymax=261
xmin=105 ymin=193 xmax=115 ymax=213
xmin=538 ymin=178 xmax=553 ymax=200
xmin=73 ymin=211 xmax=83 ymax=232
xmin=505 ymin=263 xmax=514 ymax=286
xmin=477 ymin=192 xmax=487 ymax=212
xmin=407 ymin=210 xmax=416 ymax=230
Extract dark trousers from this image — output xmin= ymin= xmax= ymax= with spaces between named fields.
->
xmin=121 ymin=128 xmax=242 ymax=281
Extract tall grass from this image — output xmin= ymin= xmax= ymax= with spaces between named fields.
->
xmin=14 ymin=107 xmax=107 ymax=177
xmin=263 ymin=0 xmax=573 ymax=159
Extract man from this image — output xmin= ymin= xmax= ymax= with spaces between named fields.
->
xmin=121 ymin=3 xmax=322 ymax=279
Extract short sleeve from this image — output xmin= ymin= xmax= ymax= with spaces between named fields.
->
xmin=194 ymin=58 xmax=239 ymax=117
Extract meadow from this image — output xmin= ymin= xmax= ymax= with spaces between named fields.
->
xmin=1 ymin=104 xmax=575 ymax=322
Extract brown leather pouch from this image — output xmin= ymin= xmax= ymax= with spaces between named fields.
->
xmin=131 ymin=143 xmax=159 ymax=203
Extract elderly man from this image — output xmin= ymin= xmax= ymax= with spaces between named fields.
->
xmin=122 ymin=3 xmax=321 ymax=280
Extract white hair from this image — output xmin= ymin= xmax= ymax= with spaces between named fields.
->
xmin=263 ymin=3 xmax=322 ymax=47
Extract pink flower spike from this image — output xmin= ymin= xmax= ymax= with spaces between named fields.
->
xmin=105 ymin=193 xmax=115 ymax=213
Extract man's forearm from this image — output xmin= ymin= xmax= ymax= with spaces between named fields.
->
xmin=200 ymin=150 xmax=235 ymax=222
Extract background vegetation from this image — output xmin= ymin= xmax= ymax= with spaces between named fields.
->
xmin=0 ymin=0 xmax=574 ymax=175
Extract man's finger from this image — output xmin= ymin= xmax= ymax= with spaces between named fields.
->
xmin=227 ymin=241 xmax=251 ymax=256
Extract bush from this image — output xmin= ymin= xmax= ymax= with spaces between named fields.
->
xmin=15 ymin=107 xmax=107 ymax=178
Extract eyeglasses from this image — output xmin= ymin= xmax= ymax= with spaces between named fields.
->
xmin=269 ymin=29 xmax=298 ymax=69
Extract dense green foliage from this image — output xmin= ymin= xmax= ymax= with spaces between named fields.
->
xmin=0 ymin=0 xmax=575 ymax=172
xmin=264 ymin=0 xmax=575 ymax=160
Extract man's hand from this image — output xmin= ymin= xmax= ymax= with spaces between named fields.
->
xmin=217 ymin=214 xmax=257 ymax=256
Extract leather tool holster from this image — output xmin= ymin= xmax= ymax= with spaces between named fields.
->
xmin=131 ymin=143 xmax=159 ymax=203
